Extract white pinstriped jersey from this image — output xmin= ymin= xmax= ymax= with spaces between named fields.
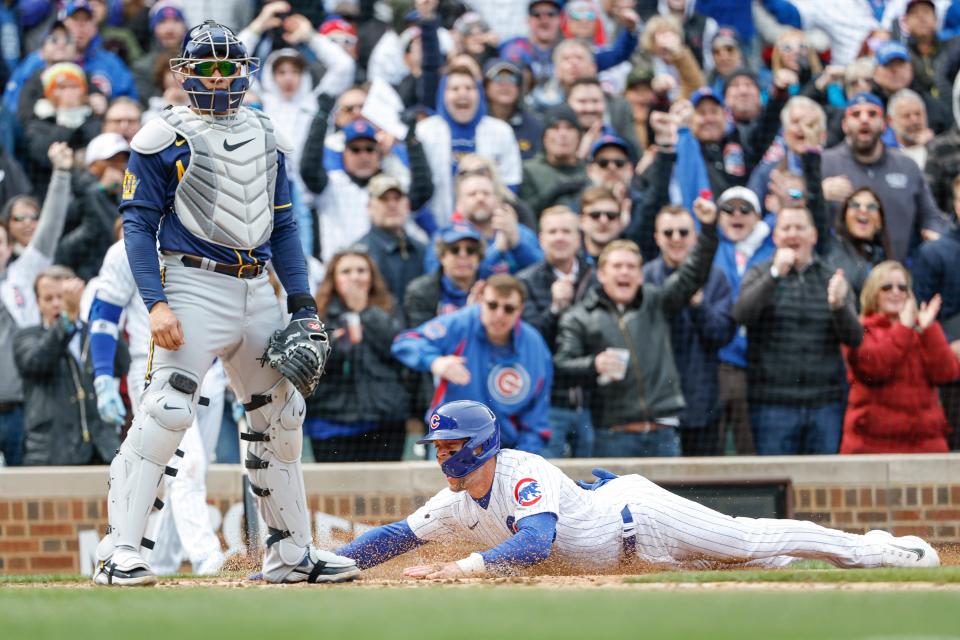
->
xmin=91 ymin=239 xmax=151 ymax=362
xmin=406 ymin=449 xmax=627 ymax=569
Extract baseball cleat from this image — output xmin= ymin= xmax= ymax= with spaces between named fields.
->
xmin=279 ymin=549 xmax=360 ymax=584
xmin=93 ymin=560 xmax=158 ymax=586
xmin=865 ymin=530 xmax=940 ymax=568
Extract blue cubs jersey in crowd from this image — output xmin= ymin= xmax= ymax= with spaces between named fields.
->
xmin=118 ymin=137 xmax=294 ymax=266
xmin=391 ymin=304 xmax=553 ymax=453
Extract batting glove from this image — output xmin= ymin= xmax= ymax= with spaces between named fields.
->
xmin=94 ymin=375 xmax=127 ymax=427
xmin=575 ymin=467 xmax=620 ymax=491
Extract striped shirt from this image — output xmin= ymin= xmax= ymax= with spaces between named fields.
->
xmin=407 ymin=449 xmax=625 ymax=569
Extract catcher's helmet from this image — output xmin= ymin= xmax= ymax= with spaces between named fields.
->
xmin=418 ymin=401 xmax=500 ymax=478
xmin=171 ymin=20 xmax=258 ymax=114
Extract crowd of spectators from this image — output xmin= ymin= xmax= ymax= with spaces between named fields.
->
xmin=4 ymin=0 xmax=960 ymax=466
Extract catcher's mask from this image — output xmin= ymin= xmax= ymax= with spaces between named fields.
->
xmin=171 ymin=20 xmax=258 ymax=114
xmin=419 ymin=400 xmax=500 ymax=478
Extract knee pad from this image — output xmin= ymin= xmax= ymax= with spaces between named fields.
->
xmin=245 ymin=378 xmax=305 ymax=464
xmin=126 ymin=370 xmax=198 ymax=465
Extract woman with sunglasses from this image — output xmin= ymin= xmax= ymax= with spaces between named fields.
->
xmin=770 ymin=29 xmax=821 ymax=95
xmin=841 ymin=262 xmax=959 ymax=454
xmin=307 ymin=248 xmax=408 ymax=463
xmin=821 ymin=187 xmax=892 ymax=303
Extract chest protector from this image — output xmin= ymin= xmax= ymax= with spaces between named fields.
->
xmin=159 ymin=106 xmax=277 ymax=249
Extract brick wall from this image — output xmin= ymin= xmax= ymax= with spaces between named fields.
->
xmin=2 ymin=455 xmax=959 ymax=575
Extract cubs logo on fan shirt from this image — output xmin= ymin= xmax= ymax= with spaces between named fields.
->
xmin=487 ymin=364 xmax=530 ymax=407
xmin=514 ymin=478 xmax=542 ymax=506
xmin=390 ymin=304 xmax=552 ymax=452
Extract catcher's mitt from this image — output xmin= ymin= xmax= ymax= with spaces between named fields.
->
xmin=258 ymin=317 xmax=331 ymax=397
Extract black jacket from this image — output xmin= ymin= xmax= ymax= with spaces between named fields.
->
xmin=700 ymin=92 xmax=786 ymax=195
xmin=517 ymin=256 xmax=596 ymax=407
xmin=403 ymin=271 xmax=444 ymax=329
xmin=14 ymin=321 xmax=129 ymax=465
xmin=732 ymin=257 xmax=863 ymax=406
xmin=555 ymin=224 xmax=719 ymax=429
xmin=55 ymin=178 xmax=120 ymax=281
xmin=356 ymin=226 xmax=425 ymax=320
xmin=307 ymin=299 xmax=408 ymax=424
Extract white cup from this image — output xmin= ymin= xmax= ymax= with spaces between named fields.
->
xmin=598 ymin=348 xmax=631 ymax=385
xmin=344 ymin=312 xmax=362 ymax=344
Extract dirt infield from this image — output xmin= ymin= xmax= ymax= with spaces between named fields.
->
xmin=7 ymin=544 xmax=958 ymax=590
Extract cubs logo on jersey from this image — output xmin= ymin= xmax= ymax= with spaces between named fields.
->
xmin=423 ymin=320 xmax=447 ymax=340
xmin=514 ymin=478 xmax=542 ymax=507
xmin=487 ymin=364 xmax=530 ymax=406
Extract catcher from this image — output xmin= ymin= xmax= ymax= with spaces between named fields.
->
xmin=93 ymin=20 xmax=358 ymax=586
xmin=337 ymin=400 xmax=939 ymax=578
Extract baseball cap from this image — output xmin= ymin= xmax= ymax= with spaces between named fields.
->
xmin=85 ymin=132 xmax=130 ymax=166
xmin=368 ymin=174 xmax=405 ymax=199
xmin=320 ymin=16 xmax=358 ymax=44
xmin=149 ymin=2 xmax=186 ymax=32
xmin=440 ymin=222 xmax=483 ymax=245
xmin=712 ymin=26 xmax=739 ymax=49
xmin=542 ymin=104 xmax=582 ymax=132
xmin=483 ymin=58 xmax=522 ymax=81
xmin=528 ymin=0 xmax=564 ymax=14
xmin=724 ymin=68 xmax=759 ymax=90
xmin=906 ymin=0 xmax=936 ymax=13
xmin=61 ymin=0 xmax=93 ymax=18
xmin=876 ymin=41 xmax=910 ymax=65
xmin=343 ymin=119 xmax=378 ymax=144
xmin=846 ymin=92 xmax=885 ymax=112
xmin=589 ymin=133 xmax=631 ymax=162
xmin=691 ymin=86 xmax=724 ymax=108
xmin=717 ymin=186 xmax=760 ymax=213
xmin=454 ymin=12 xmax=490 ymax=36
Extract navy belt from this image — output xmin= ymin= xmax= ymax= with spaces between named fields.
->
xmin=621 ymin=505 xmax=637 ymax=557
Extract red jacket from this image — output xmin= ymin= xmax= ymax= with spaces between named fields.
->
xmin=842 ymin=314 xmax=960 ymax=454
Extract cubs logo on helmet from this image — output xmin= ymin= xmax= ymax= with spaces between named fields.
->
xmin=430 ymin=413 xmax=441 ymax=430
xmin=487 ymin=364 xmax=530 ymax=406
xmin=514 ymin=478 xmax=542 ymax=507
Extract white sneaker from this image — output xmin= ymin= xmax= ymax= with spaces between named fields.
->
xmin=279 ymin=548 xmax=360 ymax=584
xmin=865 ymin=530 xmax=940 ymax=568
xmin=93 ymin=548 xmax=158 ymax=586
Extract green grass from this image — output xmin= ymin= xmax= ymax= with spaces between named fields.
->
xmin=2 ymin=587 xmax=959 ymax=640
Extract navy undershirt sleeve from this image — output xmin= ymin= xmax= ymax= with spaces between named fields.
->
xmin=269 ymin=153 xmax=310 ymax=297
xmin=480 ymin=512 xmax=557 ymax=572
xmin=335 ymin=520 xmax=426 ymax=570
xmin=123 ymin=204 xmax=166 ymax=310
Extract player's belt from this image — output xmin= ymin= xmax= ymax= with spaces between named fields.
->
xmin=177 ymin=254 xmax=264 ymax=279
xmin=621 ymin=505 xmax=637 ymax=558
xmin=609 ymin=421 xmax=663 ymax=434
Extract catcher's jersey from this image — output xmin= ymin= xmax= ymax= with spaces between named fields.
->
xmin=92 ymin=239 xmax=150 ymax=362
xmin=406 ymin=450 xmax=626 ymax=569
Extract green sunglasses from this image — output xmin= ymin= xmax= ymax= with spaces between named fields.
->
xmin=190 ymin=60 xmax=239 ymax=77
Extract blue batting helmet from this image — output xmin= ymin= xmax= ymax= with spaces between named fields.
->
xmin=419 ymin=401 xmax=500 ymax=478
xmin=171 ymin=20 xmax=258 ymax=114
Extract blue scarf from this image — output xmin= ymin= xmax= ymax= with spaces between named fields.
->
xmin=670 ymin=127 xmax=713 ymax=223
xmin=437 ymin=74 xmax=487 ymax=175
